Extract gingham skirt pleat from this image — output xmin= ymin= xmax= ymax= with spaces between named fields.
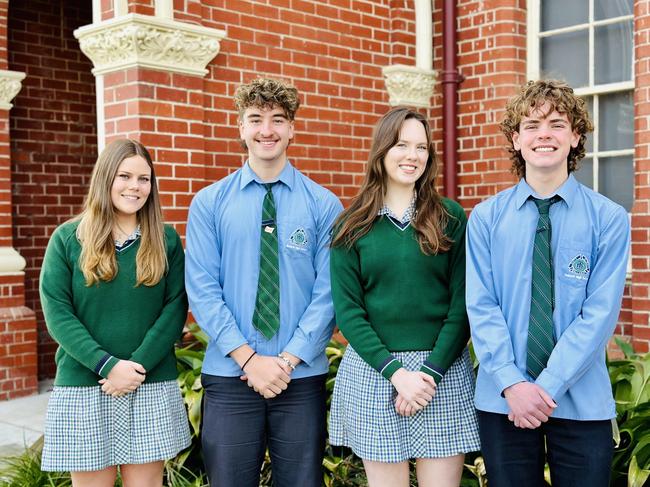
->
xmin=329 ymin=347 xmax=481 ymax=462
xmin=42 ymin=380 xmax=191 ymax=472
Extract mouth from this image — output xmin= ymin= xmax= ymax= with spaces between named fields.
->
xmin=121 ymin=194 xmax=140 ymax=200
xmin=532 ymin=146 xmax=556 ymax=153
xmin=398 ymin=163 xmax=418 ymax=173
xmin=257 ymin=139 xmax=278 ymax=148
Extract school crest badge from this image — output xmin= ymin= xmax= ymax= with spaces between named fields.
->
xmin=568 ymin=254 xmax=590 ymax=276
xmin=287 ymin=227 xmax=308 ymax=250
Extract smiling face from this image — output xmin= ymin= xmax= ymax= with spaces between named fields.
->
xmin=512 ymin=102 xmax=580 ymax=178
xmin=111 ymin=155 xmax=151 ymax=222
xmin=239 ymin=105 xmax=294 ymax=170
xmin=383 ymin=118 xmax=429 ymax=191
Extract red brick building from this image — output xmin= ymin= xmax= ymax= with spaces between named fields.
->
xmin=0 ymin=0 xmax=644 ymax=399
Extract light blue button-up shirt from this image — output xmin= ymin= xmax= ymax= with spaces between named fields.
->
xmin=466 ymin=175 xmax=630 ymax=420
xmin=185 ymin=161 xmax=343 ymax=379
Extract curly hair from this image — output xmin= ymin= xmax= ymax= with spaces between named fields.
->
xmin=234 ymin=77 xmax=300 ymax=121
xmin=500 ymin=79 xmax=594 ymax=178
xmin=331 ymin=107 xmax=451 ymax=255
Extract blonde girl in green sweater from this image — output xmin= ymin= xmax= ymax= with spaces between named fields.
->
xmin=329 ymin=107 xmax=480 ymax=487
xmin=39 ymin=139 xmax=190 ymax=486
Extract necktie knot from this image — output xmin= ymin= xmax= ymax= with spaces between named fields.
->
xmin=263 ymin=182 xmax=275 ymax=194
xmin=532 ymin=195 xmax=561 ymax=215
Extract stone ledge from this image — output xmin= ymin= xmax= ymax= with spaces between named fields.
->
xmin=74 ymin=13 xmax=226 ymax=77
xmin=0 ymin=70 xmax=26 ymax=110
xmin=383 ymin=65 xmax=437 ymax=108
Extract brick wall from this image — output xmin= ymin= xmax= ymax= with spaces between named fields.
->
xmin=8 ymin=0 xmax=96 ymax=379
xmin=632 ymin=0 xmax=650 ymax=352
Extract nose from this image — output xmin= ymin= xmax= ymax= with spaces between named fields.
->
xmin=406 ymin=145 xmax=418 ymax=159
xmin=260 ymin=119 xmax=273 ymax=136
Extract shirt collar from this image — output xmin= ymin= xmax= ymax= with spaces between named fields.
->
xmin=514 ymin=173 xmax=578 ymax=210
xmin=378 ymin=191 xmax=417 ymax=224
xmin=240 ymin=160 xmax=295 ymax=190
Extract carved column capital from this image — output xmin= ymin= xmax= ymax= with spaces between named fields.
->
xmin=0 ymin=70 xmax=26 ymax=110
xmin=382 ymin=65 xmax=437 ymax=108
xmin=74 ymin=13 xmax=226 ymax=77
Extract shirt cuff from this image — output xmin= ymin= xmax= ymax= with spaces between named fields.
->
xmin=492 ymin=363 xmax=527 ymax=397
xmin=284 ymin=334 xmax=318 ymax=367
xmin=535 ymin=368 xmax=567 ymax=401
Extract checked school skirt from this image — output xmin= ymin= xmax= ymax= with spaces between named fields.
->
xmin=42 ymin=380 xmax=191 ymax=472
xmin=329 ymin=347 xmax=481 ymax=462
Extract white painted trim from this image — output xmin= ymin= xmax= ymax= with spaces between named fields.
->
xmin=96 ymin=74 xmax=105 ymax=153
xmin=115 ymin=0 xmax=128 ymax=17
xmin=382 ymin=65 xmax=437 ymax=108
xmin=155 ymin=0 xmax=173 ymax=19
xmin=414 ymin=0 xmax=432 ymax=71
xmin=92 ymin=0 xmax=101 ymax=24
xmin=526 ymin=0 xmax=540 ymax=80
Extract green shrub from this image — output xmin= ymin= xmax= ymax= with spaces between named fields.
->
xmin=609 ymin=338 xmax=650 ymax=487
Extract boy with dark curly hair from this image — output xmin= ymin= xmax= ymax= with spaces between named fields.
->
xmin=466 ymin=79 xmax=630 ymax=486
xmin=185 ymin=78 xmax=342 ymax=487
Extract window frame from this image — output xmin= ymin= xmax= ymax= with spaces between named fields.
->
xmin=526 ymin=0 xmax=634 ymax=194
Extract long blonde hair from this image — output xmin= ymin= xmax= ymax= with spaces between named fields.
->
xmin=331 ymin=107 xmax=451 ymax=255
xmin=77 ymin=139 xmax=167 ymax=287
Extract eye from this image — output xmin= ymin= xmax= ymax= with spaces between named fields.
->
xmin=394 ymin=142 xmax=406 ymax=148
xmin=118 ymin=173 xmax=129 ymax=180
xmin=273 ymin=118 xmax=285 ymax=125
xmin=139 ymin=176 xmax=150 ymax=183
xmin=417 ymin=146 xmax=428 ymax=152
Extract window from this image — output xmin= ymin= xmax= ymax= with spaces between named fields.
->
xmin=527 ymin=0 xmax=634 ymax=211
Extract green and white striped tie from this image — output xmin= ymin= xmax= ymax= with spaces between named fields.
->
xmin=252 ymin=183 xmax=280 ymax=339
xmin=527 ymin=195 xmax=561 ymax=379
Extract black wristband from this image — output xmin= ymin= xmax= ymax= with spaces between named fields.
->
xmin=241 ymin=351 xmax=257 ymax=370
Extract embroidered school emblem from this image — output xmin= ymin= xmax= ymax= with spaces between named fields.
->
xmin=568 ymin=254 xmax=590 ymax=276
xmin=289 ymin=227 xmax=308 ymax=247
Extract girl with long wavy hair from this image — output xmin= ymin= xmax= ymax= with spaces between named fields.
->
xmin=329 ymin=107 xmax=480 ymax=487
xmin=39 ymin=139 xmax=190 ymax=487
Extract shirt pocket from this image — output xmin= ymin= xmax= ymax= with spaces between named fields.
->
xmin=279 ymin=217 xmax=315 ymax=260
xmin=557 ymin=245 xmax=592 ymax=294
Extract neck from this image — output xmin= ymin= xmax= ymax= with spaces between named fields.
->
xmin=383 ymin=183 xmax=415 ymax=216
xmin=525 ymin=166 xmax=568 ymax=198
xmin=249 ymin=156 xmax=287 ymax=182
xmin=113 ymin=214 xmax=138 ymax=236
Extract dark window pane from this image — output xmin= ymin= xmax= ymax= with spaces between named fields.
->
xmin=599 ymin=91 xmax=634 ymax=151
xmin=575 ymin=157 xmax=593 ymax=189
xmin=541 ymin=0 xmax=588 ymax=31
xmin=595 ymin=0 xmax=633 ymax=20
xmin=541 ymin=31 xmax=589 ymax=88
xmin=599 ymin=156 xmax=634 ymax=211
xmin=595 ymin=21 xmax=633 ymax=84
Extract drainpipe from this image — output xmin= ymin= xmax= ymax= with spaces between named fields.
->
xmin=442 ymin=0 xmax=464 ymax=200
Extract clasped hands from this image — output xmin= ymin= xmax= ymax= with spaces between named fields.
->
xmin=98 ymin=360 xmax=146 ymax=398
xmin=504 ymin=381 xmax=557 ymax=429
xmin=390 ymin=368 xmax=437 ymax=417
xmin=240 ymin=353 xmax=299 ymax=399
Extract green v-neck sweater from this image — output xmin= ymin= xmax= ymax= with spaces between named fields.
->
xmin=39 ymin=221 xmax=188 ymax=386
xmin=330 ymin=198 xmax=469 ymax=384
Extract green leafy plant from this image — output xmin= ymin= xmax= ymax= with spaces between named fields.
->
xmin=609 ymin=338 xmax=650 ymax=487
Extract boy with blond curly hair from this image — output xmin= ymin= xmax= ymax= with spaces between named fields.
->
xmin=466 ymin=79 xmax=629 ymax=486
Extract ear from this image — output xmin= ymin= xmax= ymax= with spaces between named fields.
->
xmin=512 ymin=131 xmax=521 ymax=151
xmin=288 ymin=119 xmax=295 ymax=141
xmin=238 ymin=119 xmax=245 ymax=139
xmin=570 ymin=130 xmax=580 ymax=148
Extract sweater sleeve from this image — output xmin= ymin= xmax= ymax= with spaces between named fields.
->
xmin=129 ymin=227 xmax=188 ymax=371
xmin=39 ymin=225 xmax=119 ymax=378
xmin=420 ymin=201 xmax=471 ymax=384
xmin=330 ymin=240 xmax=402 ymax=381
